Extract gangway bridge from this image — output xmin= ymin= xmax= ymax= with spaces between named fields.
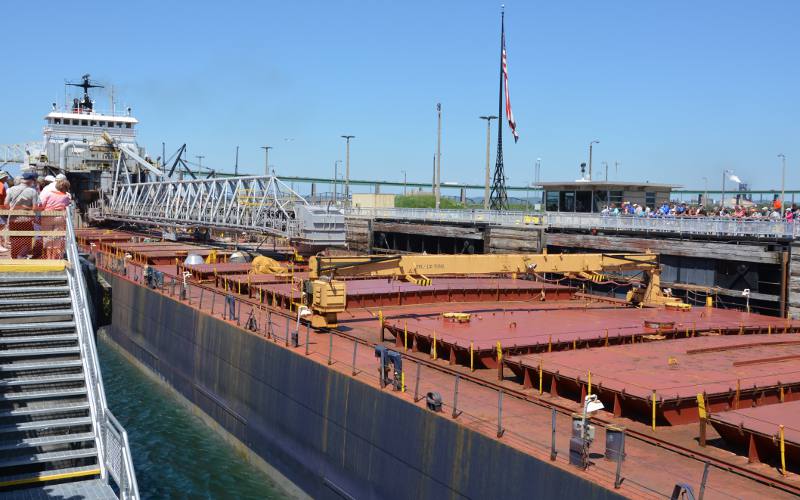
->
xmin=0 ymin=208 xmax=138 ymax=498
xmin=102 ymin=174 xmax=345 ymax=247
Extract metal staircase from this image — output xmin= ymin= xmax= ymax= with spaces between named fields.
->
xmin=0 ymin=208 xmax=139 ymax=498
xmin=0 ymin=272 xmax=101 ymax=486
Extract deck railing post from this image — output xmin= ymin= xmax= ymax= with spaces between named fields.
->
xmin=497 ymin=389 xmax=505 ymax=437
xmin=698 ymin=462 xmax=710 ymax=500
xmin=550 ymin=408 xmax=557 ymax=461
xmin=327 ymin=331 xmax=333 ymax=365
xmin=413 ymin=363 xmax=422 ymax=402
xmin=351 ymin=340 xmax=358 ymax=375
xmin=305 ymin=324 xmax=310 ymax=355
xmin=451 ymin=375 xmax=462 ymax=419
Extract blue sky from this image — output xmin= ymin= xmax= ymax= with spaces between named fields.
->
xmin=1 ymin=1 xmax=797 ymax=191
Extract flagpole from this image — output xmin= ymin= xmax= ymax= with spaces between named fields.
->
xmin=490 ymin=5 xmax=508 ymax=210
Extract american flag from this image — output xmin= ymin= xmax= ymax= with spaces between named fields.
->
xmin=502 ymin=33 xmax=519 ymax=143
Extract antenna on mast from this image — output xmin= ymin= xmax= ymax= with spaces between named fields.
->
xmin=66 ymin=74 xmax=104 ymax=112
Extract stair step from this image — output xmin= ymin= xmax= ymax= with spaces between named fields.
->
xmin=0 ymin=347 xmax=80 ymax=358
xmin=0 ymin=464 xmax=100 ymax=488
xmin=0 ymin=286 xmax=69 ymax=294
xmin=0 ymin=448 xmax=96 ymax=469
xmin=0 ymin=373 xmax=85 ymax=387
xmin=0 ymin=402 xmax=89 ymax=419
xmin=0 ymin=321 xmax=76 ymax=332
xmin=0 ymin=334 xmax=78 ymax=344
xmin=0 ymin=416 xmax=92 ymax=434
xmin=0 ymin=360 xmax=83 ymax=372
xmin=0 ymin=309 xmax=74 ymax=319
xmin=0 ymin=431 xmax=95 ymax=452
xmin=0 ymin=387 xmax=87 ymax=402
xmin=0 ymin=298 xmax=72 ymax=306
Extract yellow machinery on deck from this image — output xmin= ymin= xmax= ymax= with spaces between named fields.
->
xmin=303 ymin=252 xmax=682 ymax=328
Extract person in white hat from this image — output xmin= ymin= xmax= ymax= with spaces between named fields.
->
xmin=43 ymin=173 xmax=71 ymax=199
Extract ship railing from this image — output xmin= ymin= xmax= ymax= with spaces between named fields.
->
xmin=65 ymin=207 xmax=140 ymax=499
xmin=344 ymin=207 xmax=799 ymax=238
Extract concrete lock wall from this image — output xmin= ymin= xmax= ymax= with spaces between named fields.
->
xmin=104 ymin=272 xmax=621 ymax=500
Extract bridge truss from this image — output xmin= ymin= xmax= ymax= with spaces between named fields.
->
xmin=105 ymin=175 xmax=345 ymax=246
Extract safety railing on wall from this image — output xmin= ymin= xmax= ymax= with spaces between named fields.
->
xmin=66 ymin=208 xmax=140 ymax=499
xmin=88 ymin=254 xmax=799 ymax=500
xmin=345 ymin=207 xmax=800 ymax=239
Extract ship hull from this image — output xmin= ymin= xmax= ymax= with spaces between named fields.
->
xmin=103 ymin=271 xmax=622 ymax=500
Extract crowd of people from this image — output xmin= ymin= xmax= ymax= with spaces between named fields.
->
xmin=0 ymin=171 xmax=73 ymax=259
xmin=600 ymin=200 xmax=800 ymax=221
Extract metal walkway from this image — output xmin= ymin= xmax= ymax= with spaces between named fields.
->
xmin=0 ymin=212 xmax=138 ymax=498
xmin=105 ymin=175 xmax=345 ymax=246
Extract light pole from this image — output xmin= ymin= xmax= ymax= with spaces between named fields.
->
xmin=435 ymin=103 xmax=442 ymax=210
xmin=261 ymin=146 xmax=272 ymax=177
xmin=334 ymin=160 xmax=342 ymax=204
xmin=401 ymin=169 xmax=407 ymax=196
xmin=479 ymin=115 xmax=498 ymax=209
xmin=721 ymin=169 xmax=734 ymax=211
xmin=535 ymin=158 xmax=542 ymax=185
xmin=701 ymin=176 xmax=708 ymax=207
xmin=778 ymin=154 xmax=786 ymax=217
xmin=602 ymin=161 xmax=609 ymax=182
xmin=588 ymin=140 xmax=599 ymax=181
xmin=341 ymin=135 xmax=355 ymax=204
xmin=195 ymin=155 xmax=205 ymax=171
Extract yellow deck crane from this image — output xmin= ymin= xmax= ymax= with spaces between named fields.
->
xmin=303 ymin=252 xmax=682 ymax=328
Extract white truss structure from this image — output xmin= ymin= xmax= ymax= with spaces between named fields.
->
xmin=0 ymin=142 xmax=42 ymax=165
xmin=105 ymin=175 xmax=345 ymax=245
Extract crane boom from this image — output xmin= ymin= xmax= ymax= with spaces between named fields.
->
xmin=304 ymin=252 xmax=681 ymax=328
xmin=309 ymin=253 xmax=658 ymax=280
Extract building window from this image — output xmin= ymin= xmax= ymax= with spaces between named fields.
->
xmin=90 ymin=120 xmax=97 ymax=126
xmin=645 ymin=192 xmax=656 ymax=208
xmin=609 ymin=190 xmax=624 ymax=208
xmin=81 ymin=120 xmax=88 ymax=126
xmin=125 ymin=122 xmax=131 ymax=128
xmin=54 ymin=118 xmax=61 ymax=124
xmin=545 ymin=191 xmax=559 ymax=211
xmin=559 ymin=191 xmax=576 ymax=212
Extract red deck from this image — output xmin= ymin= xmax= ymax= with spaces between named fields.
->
xmin=506 ymin=334 xmax=800 ymax=425
xmin=710 ymin=401 xmax=800 ymax=469
xmin=381 ymin=304 xmax=800 ymax=368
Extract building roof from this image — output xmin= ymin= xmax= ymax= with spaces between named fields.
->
xmin=538 ymin=180 xmax=679 ymax=190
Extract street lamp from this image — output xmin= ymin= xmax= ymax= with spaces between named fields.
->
xmin=333 ymin=160 xmax=342 ymax=204
xmin=341 ymin=135 xmax=355 ymax=204
xmin=479 ymin=115 xmax=498 ymax=209
xmin=588 ymin=140 xmax=599 ymax=181
xmin=260 ymin=146 xmax=272 ymax=177
xmin=778 ymin=154 xmax=786 ymax=217
xmin=401 ymin=169 xmax=407 ymax=196
xmin=701 ymin=176 xmax=708 ymax=207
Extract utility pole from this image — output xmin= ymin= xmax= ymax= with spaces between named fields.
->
xmin=602 ymin=161 xmax=609 ymax=182
xmin=195 ymin=155 xmax=205 ymax=171
xmin=480 ymin=115 xmax=498 ymax=209
xmin=234 ymin=145 xmax=239 ymax=176
xmin=435 ymin=103 xmax=442 ymax=210
xmin=401 ymin=170 xmax=407 ymax=195
xmin=778 ymin=154 xmax=786 ymax=217
xmin=588 ymin=140 xmax=599 ymax=181
xmin=341 ymin=135 xmax=355 ymax=204
xmin=261 ymin=146 xmax=272 ymax=177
